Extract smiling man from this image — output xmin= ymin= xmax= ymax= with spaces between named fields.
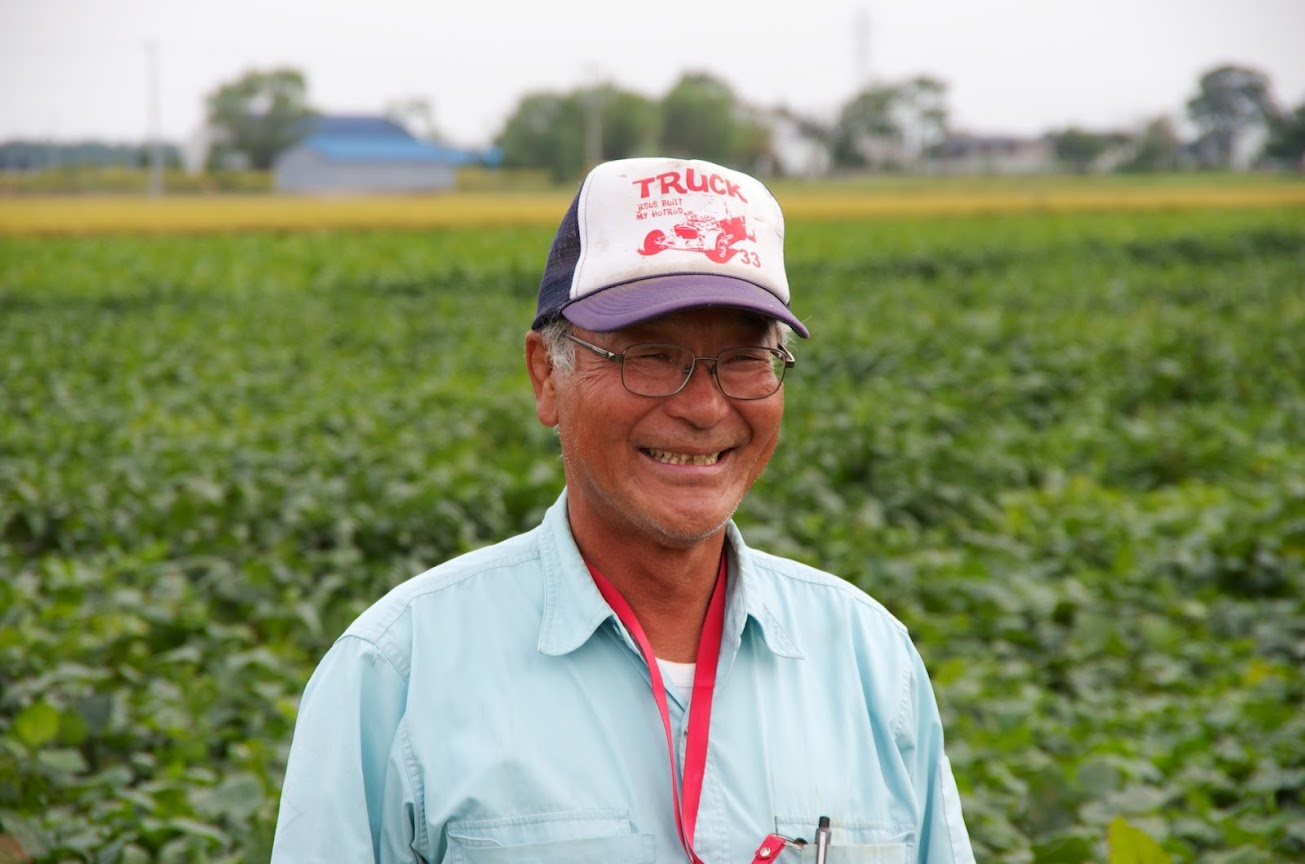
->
xmin=272 ymin=157 xmax=975 ymax=863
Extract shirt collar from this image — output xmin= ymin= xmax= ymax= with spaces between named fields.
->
xmin=536 ymin=489 xmax=803 ymax=660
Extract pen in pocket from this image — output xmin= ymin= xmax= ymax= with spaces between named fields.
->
xmin=814 ymin=816 xmax=831 ymax=864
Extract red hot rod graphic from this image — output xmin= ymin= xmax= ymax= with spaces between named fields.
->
xmin=637 ymin=211 xmax=756 ymax=263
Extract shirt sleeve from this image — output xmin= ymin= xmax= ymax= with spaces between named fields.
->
xmin=898 ymin=642 xmax=976 ymax=864
xmin=271 ymin=635 xmax=421 ymax=863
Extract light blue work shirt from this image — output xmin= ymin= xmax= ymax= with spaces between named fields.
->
xmin=272 ymin=491 xmax=974 ymax=863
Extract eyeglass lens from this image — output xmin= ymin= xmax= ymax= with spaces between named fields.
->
xmin=621 ymin=344 xmax=786 ymax=399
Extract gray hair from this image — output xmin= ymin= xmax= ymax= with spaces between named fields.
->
xmin=538 ymin=318 xmax=577 ymax=377
xmin=775 ymin=321 xmax=795 ymax=350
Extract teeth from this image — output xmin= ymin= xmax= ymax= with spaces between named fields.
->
xmin=647 ymin=448 xmax=720 ymax=466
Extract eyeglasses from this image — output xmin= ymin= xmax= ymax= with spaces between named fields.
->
xmin=562 ymin=332 xmax=795 ymax=400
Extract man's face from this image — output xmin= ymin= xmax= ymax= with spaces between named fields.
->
xmin=527 ymin=307 xmax=786 ymax=551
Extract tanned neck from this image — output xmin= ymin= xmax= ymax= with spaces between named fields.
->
xmin=577 ymin=530 xmax=725 ymax=664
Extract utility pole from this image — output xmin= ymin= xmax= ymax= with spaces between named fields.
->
xmin=147 ymin=40 xmax=164 ymax=198
xmin=854 ymin=6 xmax=871 ymax=89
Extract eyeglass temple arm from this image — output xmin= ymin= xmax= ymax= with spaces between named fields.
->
xmin=564 ymin=332 xmax=623 ymax=362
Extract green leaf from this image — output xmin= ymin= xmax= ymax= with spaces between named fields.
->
xmin=12 ymin=702 xmax=59 ymax=748
xmin=165 ymin=818 xmax=229 ymax=846
xmin=36 ymin=748 xmax=88 ymax=776
xmin=1033 ymin=834 xmax=1095 ymax=863
xmin=1108 ymin=817 xmax=1171 ymax=864
xmin=189 ymin=773 xmax=264 ymax=821
xmin=119 ymin=845 xmax=152 ymax=864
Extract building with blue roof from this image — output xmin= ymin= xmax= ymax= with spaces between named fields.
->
xmin=274 ymin=115 xmax=495 ymax=193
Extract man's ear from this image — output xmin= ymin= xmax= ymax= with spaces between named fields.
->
xmin=525 ymin=330 xmax=559 ymax=427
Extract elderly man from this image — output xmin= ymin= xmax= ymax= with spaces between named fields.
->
xmin=272 ymin=157 xmax=974 ymax=863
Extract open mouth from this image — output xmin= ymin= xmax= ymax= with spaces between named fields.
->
xmin=644 ymin=448 xmax=723 ymax=466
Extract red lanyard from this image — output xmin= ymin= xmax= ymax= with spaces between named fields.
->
xmin=587 ymin=553 xmax=728 ymax=864
xmin=588 ymin=554 xmax=804 ymax=863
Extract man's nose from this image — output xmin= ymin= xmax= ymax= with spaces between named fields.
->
xmin=664 ymin=359 xmax=730 ymax=426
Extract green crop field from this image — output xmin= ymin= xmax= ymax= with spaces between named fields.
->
xmin=2 ymin=202 xmax=1303 ymax=862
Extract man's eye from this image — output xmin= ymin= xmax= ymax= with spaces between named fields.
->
xmin=630 ymin=350 xmax=679 ymax=365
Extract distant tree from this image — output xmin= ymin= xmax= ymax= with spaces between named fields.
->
xmin=496 ymin=84 xmax=658 ymax=181
xmin=659 ymin=73 xmax=740 ymax=165
xmin=134 ymin=145 xmax=182 ymax=170
xmin=656 ymin=72 xmax=771 ymax=170
xmin=0 ymin=140 xmax=180 ymax=171
xmin=898 ymin=75 xmax=950 ymax=161
xmin=1119 ymin=115 xmax=1183 ymax=173
xmin=205 ymin=67 xmax=315 ymax=171
xmin=1050 ymin=127 xmax=1119 ymax=173
xmin=584 ymin=84 xmax=661 ymax=162
xmin=1186 ymin=64 xmax=1279 ymax=169
xmin=1262 ymin=100 xmax=1305 ymax=169
xmin=497 ymin=74 xmax=770 ymax=180
xmin=832 ymin=77 xmax=950 ymax=170
xmin=726 ymin=110 xmax=773 ymax=172
xmin=497 ymin=91 xmax=587 ymax=181
xmin=832 ymin=84 xmax=901 ymax=169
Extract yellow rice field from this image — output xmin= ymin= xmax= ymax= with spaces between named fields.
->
xmin=2 ymin=177 xmax=1304 ymax=235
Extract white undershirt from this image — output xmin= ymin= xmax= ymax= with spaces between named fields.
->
xmin=656 ymin=658 xmax=697 ymax=702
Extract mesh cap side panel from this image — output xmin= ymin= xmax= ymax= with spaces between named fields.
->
xmin=532 ymin=192 xmax=582 ymax=330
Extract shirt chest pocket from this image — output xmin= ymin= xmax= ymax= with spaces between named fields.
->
xmin=774 ymin=818 xmax=912 ymax=864
xmin=445 ymin=810 xmax=655 ymax=864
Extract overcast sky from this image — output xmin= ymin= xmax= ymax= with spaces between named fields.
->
xmin=2 ymin=0 xmax=1303 ymax=148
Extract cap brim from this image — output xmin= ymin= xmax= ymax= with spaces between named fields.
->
xmin=560 ymin=274 xmax=809 ymax=338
